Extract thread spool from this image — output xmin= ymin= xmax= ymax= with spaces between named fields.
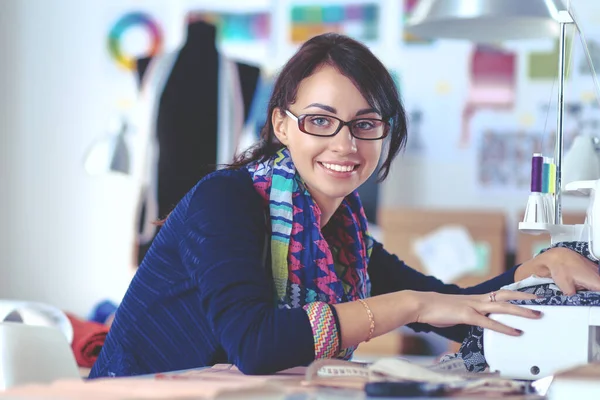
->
xmin=542 ymin=157 xmax=550 ymax=193
xmin=531 ymin=153 xmax=543 ymax=193
xmin=548 ymin=158 xmax=556 ymax=194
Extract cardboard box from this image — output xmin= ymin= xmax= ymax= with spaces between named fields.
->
xmin=377 ymin=208 xmax=506 ymax=288
xmin=354 ymin=331 xmax=403 ymax=357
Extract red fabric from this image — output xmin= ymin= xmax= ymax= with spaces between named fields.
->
xmin=67 ymin=313 xmax=110 ymax=368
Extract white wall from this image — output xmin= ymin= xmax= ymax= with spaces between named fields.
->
xmin=0 ymin=0 xmax=193 ymax=316
xmin=0 ymin=0 xmax=143 ymax=316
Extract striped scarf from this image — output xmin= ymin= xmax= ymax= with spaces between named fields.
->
xmin=247 ymin=147 xmax=373 ymax=309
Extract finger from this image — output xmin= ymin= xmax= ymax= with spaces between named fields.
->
xmin=547 ymin=250 xmax=600 ymax=293
xmin=560 ymin=251 xmax=600 ymax=291
xmin=468 ymin=312 xmax=522 ymax=336
xmin=493 ymin=290 xmax=538 ymax=302
xmin=573 ymin=268 xmax=600 ymax=292
xmin=481 ymin=302 xmax=542 ymax=319
xmin=552 ymin=272 xmax=577 ymax=296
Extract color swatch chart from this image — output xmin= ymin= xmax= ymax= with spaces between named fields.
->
xmin=200 ymin=13 xmax=270 ymax=42
xmin=290 ymin=3 xmax=379 ymax=44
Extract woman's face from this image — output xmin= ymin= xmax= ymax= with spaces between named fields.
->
xmin=272 ymin=64 xmax=383 ymax=212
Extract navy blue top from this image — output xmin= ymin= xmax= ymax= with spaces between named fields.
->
xmin=89 ymin=168 xmax=518 ymax=378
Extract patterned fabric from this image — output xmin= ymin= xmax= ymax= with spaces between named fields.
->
xmin=247 ymin=147 xmax=373 ymax=359
xmin=443 ymin=241 xmax=600 ymax=372
xmin=303 ymin=302 xmax=340 ymax=359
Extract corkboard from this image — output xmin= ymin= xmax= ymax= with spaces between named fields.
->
xmin=377 ymin=208 xmax=506 ymax=288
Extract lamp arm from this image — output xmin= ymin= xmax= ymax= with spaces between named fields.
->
xmin=564 ymin=179 xmax=600 ymax=260
xmin=590 ymin=180 xmax=600 ymax=260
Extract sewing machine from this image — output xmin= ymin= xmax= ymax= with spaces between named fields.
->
xmin=403 ymin=0 xmax=600 ymax=383
xmin=484 ymin=178 xmax=600 ymax=380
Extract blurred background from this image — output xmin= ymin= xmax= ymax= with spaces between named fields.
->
xmin=1 ymin=0 xmax=599 ymax=358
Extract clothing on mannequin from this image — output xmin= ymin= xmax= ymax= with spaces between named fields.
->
xmin=132 ymin=20 xmax=260 ymax=265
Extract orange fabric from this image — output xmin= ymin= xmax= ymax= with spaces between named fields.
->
xmin=66 ymin=313 xmax=109 ymax=368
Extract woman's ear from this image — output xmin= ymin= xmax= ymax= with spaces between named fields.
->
xmin=272 ymin=108 xmax=289 ymax=146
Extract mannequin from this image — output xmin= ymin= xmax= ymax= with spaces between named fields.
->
xmin=132 ymin=19 xmax=260 ymax=265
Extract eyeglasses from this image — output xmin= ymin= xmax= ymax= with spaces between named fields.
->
xmin=285 ymin=110 xmax=390 ymax=140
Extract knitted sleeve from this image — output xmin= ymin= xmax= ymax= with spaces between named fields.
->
xmin=302 ymin=302 xmax=340 ymax=359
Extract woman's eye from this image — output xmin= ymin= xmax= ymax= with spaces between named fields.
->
xmin=310 ymin=117 xmax=331 ymax=126
xmin=355 ymin=120 xmax=375 ymax=130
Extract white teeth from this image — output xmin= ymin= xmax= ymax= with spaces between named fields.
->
xmin=321 ymin=162 xmax=356 ymax=172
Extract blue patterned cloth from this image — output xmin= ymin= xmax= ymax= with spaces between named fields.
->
xmin=449 ymin=241 xmax=600 ymax=372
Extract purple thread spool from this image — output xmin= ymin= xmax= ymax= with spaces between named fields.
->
xmin=531 ymin=153 xmax=543 ymax=193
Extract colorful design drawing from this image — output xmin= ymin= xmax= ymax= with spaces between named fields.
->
xmin=107 ymin=12 xmax=163 ymax=71
xmin=290 ymin=4 xmax=379 ymax=44
xmin=197 ymin=12 xmax=270 ymax=42
xmin=462 ymin=45 xmax=517 ymax=147
xmin=528 ymin=38 xmax=573 ymax=80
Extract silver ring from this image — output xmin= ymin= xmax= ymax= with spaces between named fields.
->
xmin=489 ymin=291 xmax=497 ymax=302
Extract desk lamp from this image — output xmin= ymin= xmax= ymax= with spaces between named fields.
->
xmin=563 ymin=104 xmax=600 ymax=185
xmin=83 ymin=116 xmax=131 ymax=176
xmin=406 ymin=0 xmax=600 ymax=380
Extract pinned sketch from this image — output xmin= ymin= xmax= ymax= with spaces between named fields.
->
xmin=461 ymin=45 xmax=517 ymax=147
xmin=290 ymin=3 xmax=379 ymax=44
xmin=478 ymin=130 xmax=541 ymax=191
xmin=405 ymin=109 xmax=425 ymax=153
xmin=389 ymin=69 xmax=402 ymax=92
xmin=195 ymin=12 xmax=270 ymax=43
xmin=403 ymin=0 xmax=432 ymax=45
xmin=476 ymin=123 xmax=580 ymax=193
xmin=435 ymin=80 xmax=452 ymax=95
xmin=528 ymin=38 xmax=573 ymax=80
xmin=579 ymin=39 xmax=600 ymax=75
xmin=413 ymin=225 xmax=481 ymax=283
xmin=474 ymin=102 xmax=586 ymax=193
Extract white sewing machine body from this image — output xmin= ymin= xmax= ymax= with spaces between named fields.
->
xmin=484 ymin=305 xmax=600 ymax=380
xmin=489 ymin=178 xmax=600 ymax=380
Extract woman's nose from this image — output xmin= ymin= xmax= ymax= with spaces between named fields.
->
xmin=329 ymin=125 xmax=357 ymax=154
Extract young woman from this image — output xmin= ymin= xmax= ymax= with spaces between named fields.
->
xmin=90 ymin=33 xmax=600 ymax=378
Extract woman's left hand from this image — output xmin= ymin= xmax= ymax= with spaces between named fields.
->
xmin=515 ymin=247 xmax=600 ymax=295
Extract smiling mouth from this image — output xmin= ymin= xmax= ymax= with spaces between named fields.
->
xmin=318 ymin=162 xmax=359 ymax=173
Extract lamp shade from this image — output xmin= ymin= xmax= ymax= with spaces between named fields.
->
xmin=562 ymin=134 xmax=600 ymax=189
xmin=406 ymin=0 xmax=567 ymax=42
xmin=83 ymin=118 xmax=131 ymax=176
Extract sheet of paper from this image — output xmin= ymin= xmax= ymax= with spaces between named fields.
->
xmin=413 ymin=225 xmax=480 ymax=283
xmin=304 ymin=358 xmax=529 ymax=396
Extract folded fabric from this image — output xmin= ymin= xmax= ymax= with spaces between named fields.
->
xmin=66 ymin=313 xmax=109 ymax=368
xmin=304 ymin=358 xmax=529 ymax=396
xmin=87 ymin=299 xmax=118 ymax=325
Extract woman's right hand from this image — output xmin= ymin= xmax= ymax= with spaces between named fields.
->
xmin=411 ymin=290 xmax=542 ymax=336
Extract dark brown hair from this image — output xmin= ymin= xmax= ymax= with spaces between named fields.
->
xmin=227 ymin=32 xmax=407 ymax=181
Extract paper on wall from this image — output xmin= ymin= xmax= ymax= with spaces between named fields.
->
xmin=413 ymin=225 xmax=480 ymax=283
